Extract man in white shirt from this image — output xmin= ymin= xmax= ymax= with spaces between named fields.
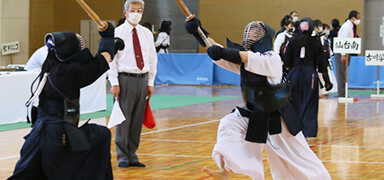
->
xmin=335 ymin=10 xmax=360 ymax=97
xmin=24 ymin=46 xmax=48 ymax=71
xmin=108 ymin=0 xmax=157 ymax=168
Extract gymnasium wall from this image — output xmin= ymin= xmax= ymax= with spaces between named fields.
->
xmin=200 ymin=0 xmax=364 ymax=53
xmin=0 ymin=0 xmax=30 ymax=66
xmin=29 ymin=0 xmax=124 ymax=58
xmin=0 ymin=0 xmax=367 ymax=66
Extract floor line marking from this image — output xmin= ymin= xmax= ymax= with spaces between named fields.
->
xmin=321 ymin=159 xmax=384 ymax=165
xmin=141 ymin=119 xmax=220 ymax=135
xmin=0 ymin=119 xmax=220 ymax=162
xmin=163 ymin=157 xmax=212 ymax=170
xmin=141 ymin=139 xmax=384 ymax=150
xmin=307 ymin=144 xmax=384 ymax=149
xmin=140 ymin=139 xmax=217 ymax=143
xmin=347 ymin=113 xmax=384 ymax=124
xmin=137 ymin=153 xmax=211 ymax=158
xmin=317 ymin=132 xmax=362 ymax=145
xmin=0 ymin=155 xmax=19 ymax=161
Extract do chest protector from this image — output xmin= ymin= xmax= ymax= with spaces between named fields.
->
xmin=240 ymin=65 xmax=291 ymax=113
xmin=239 ymin=65 xmax=292 ymax=143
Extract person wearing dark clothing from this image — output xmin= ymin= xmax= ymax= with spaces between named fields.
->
xmin=275 ymin=15 xmax=292 ymax=38
xmin=155 ymin=20 xmax=172 ymax=53
xmin=185 ymin=18 xmax=331 ymax=179
xmin=329 ymin=19 xmax=340 ymax=51
xmin=118 ymin=17 xmax=126 ymax=27
xmin=8 ymin=21 xmax=118 ymax=180
xmin=290 ymin=11 xmax=301 ymax=35
xmin=313 ymin=19 xmax=323 ymax=37
xmin=283 ymin=17 xmax=333 ymax=138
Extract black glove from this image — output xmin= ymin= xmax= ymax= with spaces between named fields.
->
xmin=185 ymin=18 xmax=209 ymax=47
xmin=185 ymin=17 xmax=202 ymax=34
xmin=114 ymin=37 xmax=125 ymax=54
xmin=98 ymin=22 xmax=115 ymax=58
xmin=207 ymin=45 xmax=242 ymax=64
xmin=322 ymin=73 xmax=333 ymax=91
xmin=99 ymin=22 xmax=114 ymax=38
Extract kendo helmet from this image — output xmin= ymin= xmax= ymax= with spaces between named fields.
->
xmin=159 ymin=20 xmax=172 ymax=33
xmin=242 ymin=21 xmax=275 ymax=53
xmin=299 ymin=17 xmax=314 ymax=33
xmin=44 ymin=31 xmax=85 ymax=62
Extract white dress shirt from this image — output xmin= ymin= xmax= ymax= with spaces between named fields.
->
xmin=337 ymin=20 xmax=354 ymax=55
xmin=108 ymin=21 xmax=158 ymax=86
xmin=25 ymin=46 xmax=48 ymax=71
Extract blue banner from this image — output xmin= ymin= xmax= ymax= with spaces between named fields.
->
xmin=332 ymin=56 xmax=384 ymax=89
xmin=156 ymin=53 xmax=383 ymax=89
xmin=213 ymin=64 xmax=240 ymax=86
xmin=155 ymin=53 xmax=213 ymax=85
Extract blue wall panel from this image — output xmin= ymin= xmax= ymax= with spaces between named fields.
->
xmin=156 ymin=53 xmax=383 ymax=89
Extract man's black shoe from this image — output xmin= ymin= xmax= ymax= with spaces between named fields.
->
xmin=130 ymin=162 xmax=146 ymax=167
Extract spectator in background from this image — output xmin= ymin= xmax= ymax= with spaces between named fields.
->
xmin=142 ymin=22 xmax=152 ymax=30
xmin=290 ymin=11 xmax=301 ymax=35
xmin=274 ymin=20 xmax=294 ymax=57
xmin=142 ymin=22 xmax=158 ymax=39
xmin=118 ymin=17 xmax=126 ymax=27
xmin=283 ymin=17 xmax=333 ymax=138
xmin=335 ymin=10 xmax=361 ymax=98
xmin=275 ymin=15 xmax=292 ymax=37
xmin=155 ymin=20 xmax=171 ymax=53
xmin=329 ymin=19 xmax=340 ymax=51
xmin=313 ymin=19 xmax=323 ymax=37
xmin=319 ymin=23 xmax=338 ymax=97
xmin=290 ymin=11 xmax=299 ymax=23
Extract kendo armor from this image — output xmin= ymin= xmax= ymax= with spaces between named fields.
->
xmin=227 ymin=21 xmax=296 ymax=143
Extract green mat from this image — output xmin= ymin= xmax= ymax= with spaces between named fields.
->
xmin=0 ymin=94 xmax=238 ymax=132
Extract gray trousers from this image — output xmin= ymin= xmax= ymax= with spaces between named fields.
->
xmin=334 ymin=53 xmax=351 ymax=97
xmin=115 ymin=74 xmax=147 ymax=164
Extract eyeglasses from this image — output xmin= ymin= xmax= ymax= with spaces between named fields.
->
xmin=127 ymin=9 xmax=144 ymax=13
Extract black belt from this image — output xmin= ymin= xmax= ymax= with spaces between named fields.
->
xmin=119 ymin=72 xmax=147 ymax=78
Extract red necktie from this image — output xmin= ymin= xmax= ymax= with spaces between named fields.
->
xmin=132 ymin=28 xmax=144 ymax=70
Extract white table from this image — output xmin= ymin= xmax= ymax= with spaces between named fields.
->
xmin=0 ymin=71 xmax=107 ymax=125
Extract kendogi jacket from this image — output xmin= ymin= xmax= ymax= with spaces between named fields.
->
xmin=213 ymin=22 xmax=303 ymax=143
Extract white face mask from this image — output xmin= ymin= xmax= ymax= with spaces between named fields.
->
xmin=318 ymin=27 xmax=323 ymax=32
xmin=292 ymin=16 xmax=299 ymax=22
xmin=128 ymin=12 xmax=142 ymax=24
xmin=354 ymin=18 xmax=361 ymax=25
xmin=324 ymin=30 xmax=330 ymax=36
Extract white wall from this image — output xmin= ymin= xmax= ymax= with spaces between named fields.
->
xmin=0 ymin=0 xmax=30 ymax=66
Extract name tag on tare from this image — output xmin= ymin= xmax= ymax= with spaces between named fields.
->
xmin=300 ymin=47 xmax=305 ymax=58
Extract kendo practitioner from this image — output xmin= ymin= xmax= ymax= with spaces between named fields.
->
xmin=155 ymin=20 xmax=172 ymax=53
xmin=8 ymin=21 xmax=121 ymax=180
xmin=283 ymin=17 xmax=333 ymax=138
xmin=185 ymin=19 xmax=331 ymax=180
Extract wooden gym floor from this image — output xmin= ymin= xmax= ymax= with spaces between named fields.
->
xmin=1 ymin=85 xmax=384 ymax=179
